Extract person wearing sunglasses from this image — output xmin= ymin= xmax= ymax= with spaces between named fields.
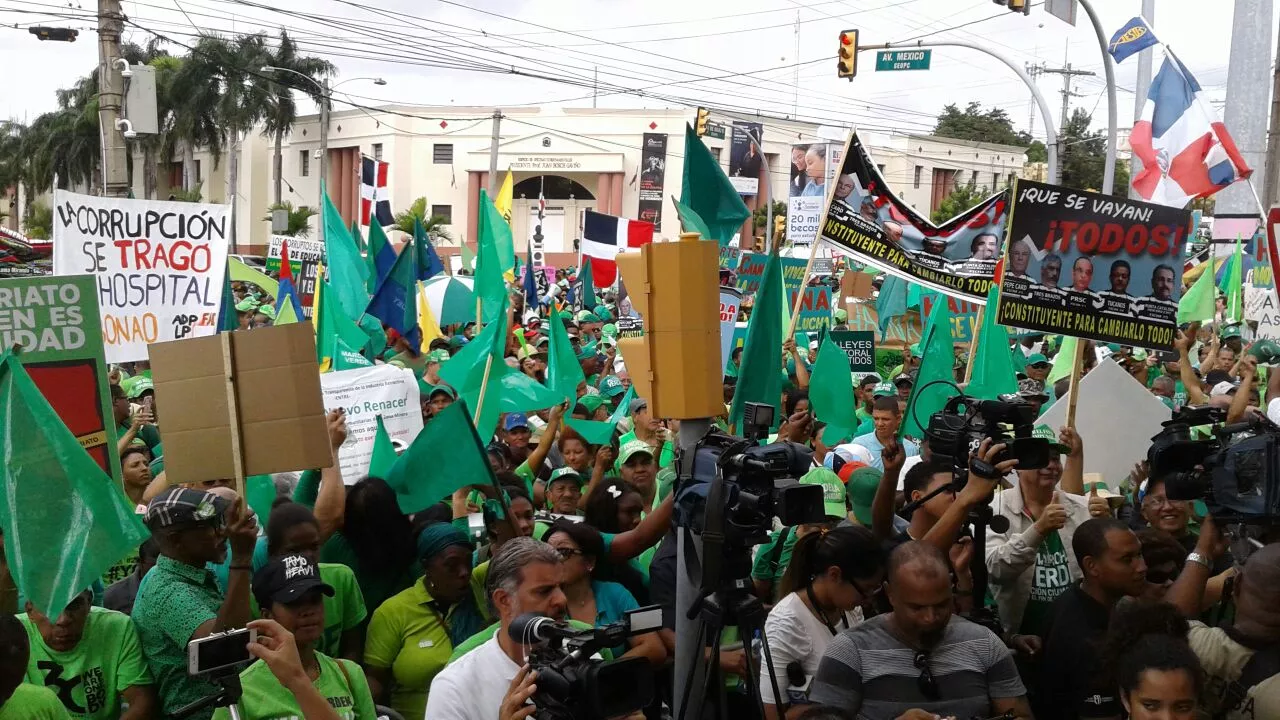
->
xmin=809 ymin=541 xmax=1031 ymax=720
xmin=759 ymin=525 xmax=884 ymax=720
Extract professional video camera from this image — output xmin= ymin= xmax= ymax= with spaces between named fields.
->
xmin=508 ymin=607 xmax=662 ymax=720
xmin=1148 ymin=405 xmax=1280 ymax=523
xmin=923 ymin=393 xmax=1051 ymax=474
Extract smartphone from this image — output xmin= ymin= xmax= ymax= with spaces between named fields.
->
xmin=187 ymin=628 xmax=256 ymax=677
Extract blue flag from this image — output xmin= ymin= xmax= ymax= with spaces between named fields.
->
xmin=1109 ymin=17 xmax=1159 ymax=64
xmin=523 ymin=242 xmax=539 ymax=310
xmin=366 ymin=242 xmax=421 ymax=352
xmin=413 ymin=217 xmax=445 ymax=282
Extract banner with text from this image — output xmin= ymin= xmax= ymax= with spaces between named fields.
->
xmin=267 ymin=235 xmax=325 ymax=275
xmin=52 ymin=191 xmax=230 ymax=362
xmin=829 ymin=330 xmax=877 ymax=374
xmin=735 ymin=252 xmax=808 ymax=295
xmin=719 ymin=286 xmax=742 ymax=372
xmin=787 ymin=142 xmax=843 ymax=247
xmin=818 ymin=132 xmax=1008 ymax=304
xmin=728 ymin=121 xmax=764 ymax=196
xmin=995 ymin=179 xmax=1191 ymax=349
xmin=790 ymin=285 xmax=832 ymax=334
xmin=921 ymin=293 xmax=982 ymax=344
xmin=638 ymin=133 xmax=668 ymax=230
xmin=320 ymin=364 xmax=425 ymax=484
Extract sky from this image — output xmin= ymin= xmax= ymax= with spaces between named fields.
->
xmin=0 ymin=0 xmax=1274 ymax=147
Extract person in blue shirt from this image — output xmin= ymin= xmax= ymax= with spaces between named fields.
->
xmin=851 ymin=395 xmax=919 ymax=471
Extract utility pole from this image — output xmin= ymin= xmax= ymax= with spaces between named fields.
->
xmin=487 ymin=110 xmax=502 ymax=196
xmin=98 ymin=0 xmax=130 ymax=197
xmin=318 ymin=78 xmax=330 ymax=249
xmin=1025 ymin=62 xmax=1044 ymax=136
xmin=1130 ymin=0 xmax=1155 ymax=200
xmin=592 ymin=67 xmax=598 ymax=108
xmin=1041 ymin=61 xmax=1094 ymax=137
xmin=1266 ymin=17 xmax=1280 ymax=206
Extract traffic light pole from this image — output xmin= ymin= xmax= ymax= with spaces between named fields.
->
xmin=1076 ymin=0 xmax=1118 ymax=195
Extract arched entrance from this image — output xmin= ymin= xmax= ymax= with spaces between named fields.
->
xmin=509 ymin=175 xmax=600 ymax=258
xmin=512 ymin=175 xmax=594 ymax=200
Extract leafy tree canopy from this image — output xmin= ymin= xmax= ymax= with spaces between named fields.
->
xmin=934 ymin=102 xmax=1034 ymax=148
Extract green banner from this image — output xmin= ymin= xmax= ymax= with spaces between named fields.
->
xmin=875 ymin=49 xmax=931 ymax=71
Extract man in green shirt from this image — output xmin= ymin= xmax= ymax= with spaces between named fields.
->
xmin=131 ymin=488 xmax=259 ymax=719
xmin=616 ymin=398 xmax=674 ymax=470
xmin=0 ymin=614 xmax=70 ymax=719
xmin=111 ymin=384 xmax=160 ymax=454
xmin=20 ymin=591 xmax=154 ymax=719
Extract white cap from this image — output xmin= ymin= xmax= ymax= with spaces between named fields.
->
xmin=1210 ymin=380 xmax=1238 ymax=397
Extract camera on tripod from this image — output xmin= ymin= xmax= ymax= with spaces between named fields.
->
xmin=1148 ymin=404 xmax=1280 ymax=523
xmin=924 ymin=393 xmax=1050 ymax=474
xmin=509 ymin=607 xmax=663 ymax=720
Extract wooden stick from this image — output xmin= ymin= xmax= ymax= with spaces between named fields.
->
xmin=963 ymin=308 xmax=983 ymax=385
xmin=220 ymin=332 xmax=246 ymax=498
xmin=786 ymin=237 xmax=824 ymax=340
xmin=1065 ymin=338 xmax=1086 ymax=429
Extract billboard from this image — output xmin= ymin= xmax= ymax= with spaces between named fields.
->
xmin=787 ymin=142 xmax=843 ymax=247
xmin=638 ymin=132 xmax=668 ymax=230
xmin=728 ymin=121 xmax=764 ymax=196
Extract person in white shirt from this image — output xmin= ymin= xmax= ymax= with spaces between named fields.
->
xmin=760 ymin=526 xmax=885 ymax=720
xmin=424 ymin=537 xmax=567 ymax=720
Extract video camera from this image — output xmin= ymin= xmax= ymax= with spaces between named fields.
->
xmin=508 ymin=607 xmax=663 ymax=720
xmin=1148 ymin=405 xmax=1280 ymax=523
xmin=924 ymin=393 xmax=1051 ymax=475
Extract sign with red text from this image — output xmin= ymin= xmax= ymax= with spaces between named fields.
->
xmin=51 ymin=191 xmax=230 ymax=362
xmin=719 ymin=286 xmax=742 ymax=372
xmin=995 ymin=179 xmax=1191 ymax=349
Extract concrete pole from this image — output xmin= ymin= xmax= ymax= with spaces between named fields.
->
xmin=1129 ymin=0 xmax=1156 ymax=200
xmin=1266 ymin=23 xmax=1280 ymax=207
xmin=1215 ymin=0 xmax=1273 ymax=220
xmin=487 ymin=110 xmax=503 ymax=197
xmin=318 ymin=78 xmax=330 ymax=249
xmin=97 ymin=0 xmax=130 ymax=197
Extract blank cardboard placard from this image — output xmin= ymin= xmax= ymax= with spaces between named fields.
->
xmin=1037 ymin=358 xmax=1170 ymax=489
xmin=150 ymin=323 xmax=332 ymax=484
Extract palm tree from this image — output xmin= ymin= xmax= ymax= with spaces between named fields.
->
xmin=264 ymin=201 xmax=317 ymax=237
xmin=261 ymin=31 xmax=333 ymax=206
xmin=393 ymin=197 xmax=455 ymax=244
xmin=24 ymin=202 xmax=51 ymax=240
xmin=168 ymin=37 xmax=227 ymax=193
xmin=0 ymin=121 xmax=26 ymax=219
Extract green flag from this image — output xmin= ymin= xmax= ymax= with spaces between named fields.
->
xmin=901 ymin=296 xmax=958 ymax=439
xmin=217 ymin=259 xmax=237 ymax=332
xmin=672 ymin=196 xmax=714 ymax=240
xmin=1046 ymin=336 xmax=1078 ymax=386
xmin=730 ymin=249 xmax=783 ymax=431
xmin=580 ymin=258 xmax=597 ymax=309
xmin=545 ymin=309 xmax=585 ymax=401
xmin=229 ymin=256 xmax=279 ymax=298
xmin=809 ymin=337 xmax=857 ymax=439
xmin=1178 ymin=258 xmax=1217 ymax=324
xmin=680 ymin=124 xmax=752 ymax=246
xmin=349 ymin=220 xmax=365 ymax=253
xmin=322 ymin=183 xmax=370 ymax=319
xmin=461 ymin=242 xmax=476 ymax=272
xmin=475 ymin=190 xmax=510 ymax=325
xmin=964 ymin=284 xmax=1019 ymax=400
xmin=608 ymin=385 xmax=636 ymax=426
xmin=316 ymin=277 xmax=372 ymax=371
xmin=366 ymin=221 xmax=394 ymax=295
xmin=1219 ymin=236 xmax=1244 ymax=324
xmin=565 ymin=418 xmax=616 ymax=446
xmin=385 ymin=400 xmax=495 ymax=514
xmin=368 ymin=416 xmax=399 ymax=478
xmin=275 ymin=294 xmax=301 ymax=325
xmin=0 ymin=352 xmax=149 ymax=616
xmin=877 ymin=275 xmax=909 ymax=335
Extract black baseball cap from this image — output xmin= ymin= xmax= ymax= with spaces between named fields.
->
xmin=252 ymin=554 xmax=334 ymax=608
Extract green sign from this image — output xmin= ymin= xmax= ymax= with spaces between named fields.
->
xmin=875 ymin=49 xmax=931 ymax=71
xmin=0 ymin=275 xmax=121 ymax=487
xmin=704 ymin=121 xmax=726 ymax=140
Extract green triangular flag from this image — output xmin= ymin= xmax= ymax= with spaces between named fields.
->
xmin=349 ymin=220 xmax=365 ymax=253
xmin=316 ymin=277 xmax=372 ymax=371
xmin=385 ymin=400 xmax=495 ymax=514
xmin=730 ymin=249 xmax=784 ymax=430
xmin=546 ymin=309 xmax=586 ymax=401
xmin=565 ymin=418 xmax=616 ymax=446
xmin=672 ymin=195 xmax=713 ymax=240
xmin=877 ymin=275 xmax=909 ymax=335
xmin=1178 ymin=258 xmax=1217 ymax=324
xmin=809 ymin=337 xmax=857 ymax=438
xmin=964 ymin=284 xmax=1019 ymax=399
xmin=608 ymin=385 xmax=636 ymax=426
xmin=0 ymin=352 xmax=149 ymax=616
xmin=475 ymin=190 xmax=510 ymax=325
xmin=901 ymin=296 xmax=958 ymax=439
xmin=332 ymin=336 xmax=374 ymax=371
xmin=368 ymin=416 xmax=399 ymax=478
xmin=1219 ymin=236 xmax=1244 ymax=324
xmin=461 ymin=242 xmax=476 ymax=272
xmin=1046 ymin=336 xmax=1078 ymax=386
xmin=580 ymin=257 xmax=597 ymax=309
xmin=275 ymin=293 xmax=301 ymax=325
xmin=680 ymin=124 xmax=752 ymax=246
xmin=322 ymin=183 xmax=370 ymax=319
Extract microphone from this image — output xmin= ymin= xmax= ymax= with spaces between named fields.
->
xmin=508 ymin=613 xmax=582 ymax=645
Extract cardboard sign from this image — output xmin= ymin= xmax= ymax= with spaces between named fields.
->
xmin=320 ymin=364 xmax=425 ymax=484
xmin=719 ymin=287 xmax=743 ymax=372
xmin=829 ymin=330 xmax=876 ymax=372
xmin=845 ymin=299 xmax=923 ymax=345
xmin=818 ymin=132 xmax=1007 ymax=304
xmin=51 ymin=190 xmax=230 ymax=362
xmin=266 ymin=235 xmax=324 ymax=274
xmin=149 ymin=323 xmax=332 ymax=484
xmin=0 ymin=275 xmax=120 ymax=485
xmin=996 ymin=179 xmax=1192 ymax=349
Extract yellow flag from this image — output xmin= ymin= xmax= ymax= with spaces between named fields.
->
xmin=495 ymin=170 xmax=514 ymax=224
xmin=418 ymin=281 xmax=445 ymax=347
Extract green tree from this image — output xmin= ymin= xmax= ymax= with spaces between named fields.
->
xmin=931 ymin=178 xmax=988 ymax=224
xmin=1059 ymin=108 xmax=1130 ymax=195
xmin=934 ymin=102 xmax=1033 ymax=147
xmin=24 ymin=201 xmax=51 ymax=240
xmin=261 ymin=31 xmax=333 ymax=205
xmin=1026 ymin=140 xmax=1048 ymax=163
xmin=751 ymin=200 xmax=787 ymax=230
xmin=264 ymin=201 xmax=317 ymax=237
xmin=393 ymin=196 xmax=455 ymax=243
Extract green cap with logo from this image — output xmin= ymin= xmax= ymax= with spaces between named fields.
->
xmin=799 ymin=467 xmax=848 ymax=519
xmin=1032 ymin=424 xmax=1070 ymax=454
xmin=600 ymin=375 xmax=626 ymax=398
xmin=547 ymin=466 xmax=583 ymax=488
xmin=872 ymin=382 xmax=897 ymax=397
xmin=425 ymin=349 xmax=451 ymax=365
xmin=577 ymin=394 xmax=605 ymax=415
xmin=235 ymin=297 xmax=260 ymax=312
xmin=618 ymin=439 xmax=656 ymax=465
xmin=1249 ymin=339 xmax=1280 ymax=364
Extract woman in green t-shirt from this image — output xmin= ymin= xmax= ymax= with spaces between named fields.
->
xmin=319 ymin=478 xmax=418 ymax=616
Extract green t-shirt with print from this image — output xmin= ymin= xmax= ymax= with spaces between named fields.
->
xmin=1017 ymin=530 xmax=1072 ymax=638
xmin=212 ymin=653 xmax=377 ymax=720
xmin=0 ymin=684 xmax=70 ymax=719
xmin=19 ymin=607 xmax=152 ymax=720
xmin=750 ymin=528 xmax=799 ymax=601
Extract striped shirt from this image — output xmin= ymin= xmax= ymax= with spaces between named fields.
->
xmin=809 ymin=614 xmax=1025 ymax=720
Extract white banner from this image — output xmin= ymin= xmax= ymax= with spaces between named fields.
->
xmin=787 ymin=196 xmax=824 ymax=248
xmin=267 ymin=235 xmax=325 ymax=265
xmin=51 ymin=190 xmax=230 ymax=363
xmin=320 ymin=364 xmax=425 ymax=484
xmin=1247 ymin=284 xmax=1280 ymax=340
xmin=719 ymin=286 xmax=743 ymax=372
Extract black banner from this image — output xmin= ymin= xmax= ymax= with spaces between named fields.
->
xmin=995 ymin=179 xmax=1192 ymax=349
xmin=818 ymin=132 xmax=1009 ymax=304
xmin=729 ymin=122 xmax=764 ymax=196
xmin=298 ymin=260 xmax=319 ymax=318
xmin=638 ymin=133 xmax=667 ymax=230
xmin=829 ymin=330 xmax=876 ymax=373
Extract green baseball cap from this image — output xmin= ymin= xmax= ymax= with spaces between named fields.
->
xmin=799 ymin=467 xmax=848 ymax=519
xmin=846 ymin=466 xmax=883 ymax=525
xmin=1026 ymin=353 xmax=1049 ymax=367
xmin=1032 ymin=424 xmax=1070 ymax=454
xmin=872 ymin=382 xmax=896 ymax=397
xmin=256 ymin=304 xmax=277 ymax=320
xmin=547 ymin=466 xmax=583 ymax=488
xmin=1249 ymin=339 xmax=1280 ymax=364
xmin=429 ymin=384 xmax=457 ymax=400
xmin=235 ymin=297 xmax=260 ymax=312
xmin=600 ymin=375 xmax=625 ymax=398
xmin=125 ymin=376 xmax=154 ymax=399
xmin=426 ymin=349 xmax=451 ymax=365
xmin=1221 ymin=324 xmax=1243 ymax=340
xmin=600 ymin=323 xmax=619 ymax=340
xmin=593 ymin=304 xmax=609 ymax=318
xmin=618 ymin=439 xmax=656 ymax=465
xmin=576 ymin=340 xmax=599 ymax=360
xmin=834 ymin=308 xmax=849 ymax=323
xmin=577 ymin=394 xmax=605 ymax=414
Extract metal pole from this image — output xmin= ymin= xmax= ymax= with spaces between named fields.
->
xmin=98 ymin=0 xmax=130 ymax=197
xmin=1266 ymin=18 xmax=1280 ymax=206
xmin=873 ymin=39 xmax=1059 ymax=184
xmin=318 ymin=78 xmax=330 ymax=249
xmin=672 ymin=418 xmax=712 ymax=720
xmin=487 ymin=110 xmax=502 ymax=197
xmin=1076 ymin=0 xmax=1119 ymax=195
xmin=1129 ymin=0 xmax=1156 ymax=200
xmin=751 ymin=128 xmax=773 ymax=253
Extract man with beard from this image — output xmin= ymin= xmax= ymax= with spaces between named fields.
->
xmin=810 ymin=542 xmax=1030 ymax=719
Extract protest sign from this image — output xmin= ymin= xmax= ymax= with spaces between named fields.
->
xmin=616 ymin=316 xmax=643 ymax=339
xmin=1247 ymin=284 xmax=1280 ymax=340
xmin=724 ymin=321 xmax=748 ymax=372
xmin=51 ymin=190 xmax=230 ymax=363
xmin=829 ymin=330 xmax=876 ymax=373
xmin=995 ymin=179 xmax=1192 ymax=349
xmin=728 ymin=122 xmax=764 ymax=196
xmin=149 ymin=323 xmax=332 ymax=485
xmin=297 ymin=261 xmax=319 ymax=317
xmin=736 ymin=252 xmax=808 ymax=295
xmin=718 ymin=245 xmax=741 ymax=272
xmin=921 ymin=294 xmax=981 ymax=344
xmin=786 ymin=142 xmax=843 ymax=247
xmin=266 ymin=235 xmax=324 ymax=274
xmin=638 ymin=133 xmax=667 ymax=229
xmin=320 ymin=364 xmax=424 ymax=484
xmin=0 ymin=275 xmax=121 ymax=485
xmin=719 ymin=287 xmax=742 ymax=372
xmin=845 ymin=299 xmax=923 ymax=345
xmin=790 ymin=285 xmax=832 ymax=334
xmin=817 ymin=133 xmax=1008 ymax=304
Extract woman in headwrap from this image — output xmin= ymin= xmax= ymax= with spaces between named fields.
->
xmin=362 ymin=523 xmax=487 ymax=720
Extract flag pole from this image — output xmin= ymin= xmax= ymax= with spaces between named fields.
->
xmin=786 ymin=138 xmax=844 ymax=340
xmin=963 ymin=309 xmax=983 ymax=385
xmin=1064 ymin=338 xmax=1086 ymax=430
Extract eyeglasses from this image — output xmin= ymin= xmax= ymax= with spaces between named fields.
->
xmin=555 ymin=547 xmax=583 ymax=560
xmin=913 ymin=651 xmax=940 ymax=701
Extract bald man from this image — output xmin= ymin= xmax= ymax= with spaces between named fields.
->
xmin=811 ymin=542 xmax=1031 ymax=719
xmin=1167 ymin=522 xmax=1280 ymax=719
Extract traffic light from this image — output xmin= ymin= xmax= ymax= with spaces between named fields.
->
xmin=774 ymin=214 xmax=786 ymax=240
xmin=615 ymin=233 xmax=723 ymax=419
xmin=28 ymin=26 xmax=78 ymax=42
xmin=994 ymin=0 xmax=1031 ymax=14
xmin=837 ymin=29 xmax=858 ymax=80
xmin=695 ymin=107 xmax=710 ymax=138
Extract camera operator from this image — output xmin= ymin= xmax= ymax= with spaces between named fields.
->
xmin=1164 ymin=516 xmax=1280 ymax=719
xmin=424 ymin=537 xmax=568 ymax=720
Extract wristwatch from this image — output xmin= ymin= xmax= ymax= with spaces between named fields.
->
xmin=1186 ymin=551 xmax=1211 ymax=570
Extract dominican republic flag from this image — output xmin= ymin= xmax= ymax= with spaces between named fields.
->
xmin=360 ymin=156 xmax=394 ymax=227
xmin=581 ymin=210 xmax=654 ymax=287
xmin=1130 ymin=52 xmax=1252 ymax=208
